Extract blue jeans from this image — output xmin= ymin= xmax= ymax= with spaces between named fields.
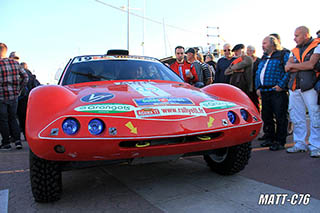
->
xmin=0 ymin=99 xmax=21 ymax=145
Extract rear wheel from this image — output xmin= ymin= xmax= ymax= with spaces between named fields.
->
xmin=203 ymin=142 xmax=251 ymax=175
xmin=29 ymin=150 xmax=62 ymax=202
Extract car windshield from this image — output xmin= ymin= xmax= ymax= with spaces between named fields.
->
xmin=61 ymin=58 xmax=183 ymax=85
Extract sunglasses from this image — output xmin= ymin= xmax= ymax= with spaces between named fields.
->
xmin=223 ymin=49 xmax=231 ymax=52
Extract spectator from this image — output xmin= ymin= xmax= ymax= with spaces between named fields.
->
xmin=170 ymin=46 xmax=198 ymax=85
xmin=225 ymin=44 xmax=254 ymax=96
xmin=205 ymin=54 xmax=217 ymax=70
xmin=17 ymin=62 xmax=40 ymax=140
xmin=205 ymin=54 xmax=216 ymax=82
xmin=215 ymin=43 xmax=236 ymax=83
xmin=0 ymin=43 xmax=28 ymax=150
xmin=186 ymin=48 xmax=212 ymax=87
xmin=316 ymin=30 xmax=320 ymax=38
xmin=285 ymin=26 xmax=320 ymax=157
xmin=9 ymin=51 xmax=20 ymax=61
xmin=196 ymin=52 xmax=213 ymax=85
xmin=255 ymin=36 xmax=290 ymax=151
xmin=270 ymin=34 xmax=294 ymax=136
xmin=247 ymin=45 xmax=261 ymax=111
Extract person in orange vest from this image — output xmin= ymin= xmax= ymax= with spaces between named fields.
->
xmin=170 ymin=46 xmax=198 ymax=85
xmin=285 ymin=26 xmax=320 ymax=158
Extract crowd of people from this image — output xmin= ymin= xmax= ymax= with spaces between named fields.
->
xmin=169 ymin=26 xmax=320 ymax=157
xmin=1 ymin=26 xmax=319 ymax=158
xmin=0 ymin=43 xmax=40 ymax=151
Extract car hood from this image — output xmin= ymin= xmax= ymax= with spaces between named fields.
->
xmin=66 ymin=80 xmax=239 ymax=119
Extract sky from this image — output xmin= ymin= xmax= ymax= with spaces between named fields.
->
xmin=1 ymin=0 xmax=319 ymax=84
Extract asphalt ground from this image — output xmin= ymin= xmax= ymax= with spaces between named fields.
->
xmin=0 ymin=127 xmax=319 ymax=212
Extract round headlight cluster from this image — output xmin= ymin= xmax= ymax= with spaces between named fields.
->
xmin=62 ymin=118 xmax=80 ymax=135
xmin=227 ymin=111 xmax=237 ymax=124
xmin=240 ymin=109 xmax=249 ymax=121
xmin=88 ymin=119 xmax=105 ymax=135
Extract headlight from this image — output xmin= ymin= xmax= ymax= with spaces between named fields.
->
xmin=240 ymin=109 xmax=249 ymax=121
xmin=88 ymin=119 xmax=105 ymax=135
xmin=62 ymin=118 xmax=80 ymax=135
xmin=227 ymin=111 xmax=236 ymax=124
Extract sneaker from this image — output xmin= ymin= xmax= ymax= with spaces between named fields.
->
xmin=0 ymin=144 xmax=12 ymax=151
xmin=286 ymin=145 xmax=308 ymax=153
xmin=15 ymin=141 xmax=23 ymax=150
xmin=310 ymin=150 xmax=320 ymax=158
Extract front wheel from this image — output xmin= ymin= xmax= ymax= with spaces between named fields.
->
xmin=203 ymin=142 xmax=251 ymax=175
xmin=29 ymin=150 xmax=62 ymax=202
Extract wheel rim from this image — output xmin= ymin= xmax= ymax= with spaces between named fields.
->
xmin=208 ymin=148 xmax=228 ymax=163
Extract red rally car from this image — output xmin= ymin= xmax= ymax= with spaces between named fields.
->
xmin=26 ymin=50 xmax=262 ymax=202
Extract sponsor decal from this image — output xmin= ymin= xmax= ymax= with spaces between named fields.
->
xmin=128 ymin=82 xmax=171 ymax=97
xmin=74 ymin=103 xmax=135 ymax=113
xmin=134 ymin=97 xmax=193 ymax=106
xmin=109 ymin=127 xmax=117 ymax=136
xmin=135 ymin=106 xmax=206 ymax=118
xmin=200 ymin=100 xmax=236 ymax=109
xmin=81 ymin=93 xmax=114 ymax=103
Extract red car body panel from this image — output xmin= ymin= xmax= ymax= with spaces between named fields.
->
xmin=26 ymin=79 xmax=262 ymax=161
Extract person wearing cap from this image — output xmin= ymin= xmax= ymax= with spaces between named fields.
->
xmin=0 ymin=43 xmax=28 ymax=151
xmin=186 ymin=47 xmax=212 ymax=87
xmin=9 ymin=51 xmax=20 ymax=62
xmin=255 ymin=36 xmax=290 ymax=151
xmin=17 ymin=62 xmax=40 ymax=140
xmin=170 ymin=46 xmax=198 ymax=84
xmin=224 ymin=44 xmax=253 ymax=96
xmin=215 ymin=43 xmax=236 ymax=84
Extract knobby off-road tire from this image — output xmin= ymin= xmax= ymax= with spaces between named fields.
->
xmin=29 ymin=150 xmax=62 ymax=202
xmin=203 ymin=142 xmax=251 ymax=175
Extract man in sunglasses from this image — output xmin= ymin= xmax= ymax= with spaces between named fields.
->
xmin=215 ymin=43 xmax=236 ymax=84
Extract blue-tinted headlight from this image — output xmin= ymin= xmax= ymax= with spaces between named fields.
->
xmin=240 ymin=109 xmax=249 ymax=121
xmin=88 ymin=119 xmax=105 ymax=135
xmin=62 ymin=118 xmax=79 ymax=135
xmin=227 ymin=111 xmax=236 ymax=124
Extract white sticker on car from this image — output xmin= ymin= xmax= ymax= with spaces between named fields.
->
xmin=128 ymin=82 xmax=171 ymax=97
xmin=200 ymin=100 xmax=237 ymax=109
xmin=74 ymin=103 xmax=135 ymax=113
xmin=135 ymin=106 xmax=207 ymax=118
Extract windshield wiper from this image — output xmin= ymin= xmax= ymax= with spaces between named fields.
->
xmin=71 ymin=71 xmax=112 ymax=80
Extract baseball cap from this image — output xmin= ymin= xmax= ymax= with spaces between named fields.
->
xmin=232 ymin=44 xmax=245 ymax=52
xmin=185 ymin=48 xmax=195 ymax=54
xmin=9 ymin=51 xmax=19 ymax=60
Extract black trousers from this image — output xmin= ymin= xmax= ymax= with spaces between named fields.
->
xmin=261 ymin=91 xmax=288 ymax=145
xmin=0 ymin=100 xmax=21 ymax=145
xmin=17 ymin=96 xmax=28 ymax=138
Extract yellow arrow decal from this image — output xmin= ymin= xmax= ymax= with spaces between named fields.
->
xmin=207 ymin=116 xmax=215 ymax=128
xmin=125 ymin=121 xmax=138 ymax=134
